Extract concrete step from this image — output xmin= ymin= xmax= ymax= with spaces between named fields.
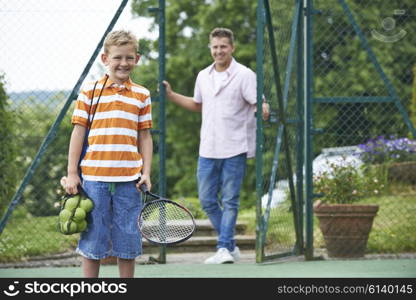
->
xmin=100 ymin=219 xmax=254 ymax=264
xmin=140 ymin=219 xmax=248 ymax=237
xmin=192 ymin=219 xmax=248 ymax=236
xmin=143 ymin=235 xmax=256 ymax=253
xmin=142 ymin=219 xmax=253 ymax=253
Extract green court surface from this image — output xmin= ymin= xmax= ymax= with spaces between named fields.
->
xmin=1 ymin=259 xmax=415 ymax=278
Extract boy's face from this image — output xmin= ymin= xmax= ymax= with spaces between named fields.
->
xmin=101 ymin=44 xmax=139 ymax=84
xmin=209 ymin=37 xmax=234 ymax=70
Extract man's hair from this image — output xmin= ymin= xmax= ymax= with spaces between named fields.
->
xmin=103 ymin=30 xmax=139 ymax=54
xmin=209 ymin=27 xmax=235 ymax=45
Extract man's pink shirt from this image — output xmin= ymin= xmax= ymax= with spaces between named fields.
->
xmin=193 ymin=58 xmax=257 ymax=159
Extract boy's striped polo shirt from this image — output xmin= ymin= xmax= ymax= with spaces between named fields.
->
xmin=71 ymin=75 xmax=152 ymax=182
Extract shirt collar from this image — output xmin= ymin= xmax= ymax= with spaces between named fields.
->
xmin=208 ymin=57 xmax=237 ymax=76
xmin=98 ymin=74 xmax=133 ymax=91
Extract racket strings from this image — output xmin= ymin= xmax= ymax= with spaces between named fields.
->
xmin=139 ymin=201 xmax=194 ymax=244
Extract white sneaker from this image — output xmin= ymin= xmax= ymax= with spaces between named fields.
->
xmin=230 ymin=246 xmax=240 ymax=262
xmin=204 ymin=248 xmax=234 ymax=264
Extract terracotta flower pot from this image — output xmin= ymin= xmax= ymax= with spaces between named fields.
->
xmin=314 ymin=203 xmax=379 ymax=258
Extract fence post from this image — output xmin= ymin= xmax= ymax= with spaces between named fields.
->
xmin=303 ymin=0 xmax=315 ymax=260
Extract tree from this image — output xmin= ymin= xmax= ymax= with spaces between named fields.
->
xmin=12 ymin=93 xmax=73 ymax=216
xmin=410 ymin=64 xmax=416 ymax=128
xmin=0 ymin=75 xmax=18 ymax=216
xmin=131 ymin=0 xmax=258 ymax=205
xmin=312 ymin=0 xmax=416 ymax=149
xmin=130 ymin=0 xmax=416 ymax=206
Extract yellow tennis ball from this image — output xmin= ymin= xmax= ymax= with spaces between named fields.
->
xmin=60 ymin=223 xmax=67 ymax=234
xmin=64 ymin=196 xmax=79 ymax=211
xmin=73 ymin=208 xmax=86 ymax=223
xmin=79 ymin=199 xmax=94 ymax=213
xmin=76 ymin=220 xmax=88 ymax=232
xmin=62 ymin=221 xmax=77 ymax=234
xmin=59 ymin=209 xmax=72 ymax=223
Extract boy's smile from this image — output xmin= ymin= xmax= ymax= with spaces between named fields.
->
xmin=101 ymin=44 xmax=140 ymax=84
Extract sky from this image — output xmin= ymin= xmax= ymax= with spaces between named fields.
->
xmin=0 ymin=0 xmax=156 ymax=92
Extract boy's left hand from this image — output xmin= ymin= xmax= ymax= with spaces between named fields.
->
xmin=137 ymin=174 xmax=152 ymax=192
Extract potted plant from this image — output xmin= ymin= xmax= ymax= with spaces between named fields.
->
xmin=313 ymin=157 xmax=386 ymax=258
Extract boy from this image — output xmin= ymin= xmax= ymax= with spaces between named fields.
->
xmin=63 ymin=30 xmax=152 ymax=277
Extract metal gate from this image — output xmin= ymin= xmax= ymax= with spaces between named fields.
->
xmin=255 ymin=0 xmax=304 ymax=263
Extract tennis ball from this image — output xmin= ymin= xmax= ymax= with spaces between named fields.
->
xmin=60 ymin=223 xmax=67 ymax=234
xmin=76 ymin=220 xmax=88 ymax=232
xmin=59 ymin=209 xmax=72 ymax=223
xmin=65 ymin=196 xmax=80 ymax=211
xmin=61 ymin=221 xmax=77 ymax=234
xmin=73 ymin=208 xmax=86 ymax=223
xmin=79 ymin=198 xmax=94 ymax=213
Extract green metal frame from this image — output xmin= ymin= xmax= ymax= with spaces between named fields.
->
xmin=154 ymin=0 xmax=167 ymax=264
xmin=255 ymin=0 xmax=304 ymax=263
xmin=303 ymin=0 xmax=315 ymax=261
xmin=256 ymin=0 xmax=416 ymax=263
xmin=255 ymin=0 xmax=266 ymax=263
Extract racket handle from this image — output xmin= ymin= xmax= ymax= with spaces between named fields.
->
xmin=139 ymin=184 xmax=149 ymax=194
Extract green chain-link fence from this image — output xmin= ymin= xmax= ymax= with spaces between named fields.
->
xmin=2 ymin=0 xmax=415 ymax=265
xmin=0 ymin=0 xmax=165 ymax=263
xmin=310 ymin=0 xmax=416 ymax=259
xmin=257 ymin=0 xmax=416 ymax=262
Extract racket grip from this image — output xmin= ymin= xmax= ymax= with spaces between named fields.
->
xmin=139 ymin=184 xmax=149 ymax=193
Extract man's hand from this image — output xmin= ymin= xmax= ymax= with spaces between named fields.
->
xmin=161 ymin=80 xmax=201 ymax=112
xmin=262 ymin=102 xmax=270 ymax=121
xmin=162 ymin=80 xmax=173 ymax=99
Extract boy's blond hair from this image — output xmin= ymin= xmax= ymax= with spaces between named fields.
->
xmin=209 ymin=27 xmax=235 ymax=45
xmin=103 ymin=30 xmax=139 ymax=54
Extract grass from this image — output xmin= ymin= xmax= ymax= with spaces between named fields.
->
xmin=240 ymin=191 xmax=416 ymax=255
xmin=365 ymin=194 xmax=416 ymax=253
xmin=0 ymin=214 xmax=79 ymax=263
xmin=1 ymin=191 xmax=415 ymax=263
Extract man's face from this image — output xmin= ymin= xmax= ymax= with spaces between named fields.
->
xmin=210 ymin=37 xmax=235 ymax=70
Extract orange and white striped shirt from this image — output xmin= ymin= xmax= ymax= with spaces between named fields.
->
xmin=71 ymin=75 xmax=152 ymax=182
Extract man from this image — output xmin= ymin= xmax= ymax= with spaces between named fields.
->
xmin=163 ymin=27 xmax=269 ymax=264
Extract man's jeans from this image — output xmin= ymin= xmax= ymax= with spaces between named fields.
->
xmin=197 ymin=153 xmax=247 ymax=251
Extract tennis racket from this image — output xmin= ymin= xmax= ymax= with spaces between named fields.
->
xmin=138 ymin=184 xmax=196 ymax=245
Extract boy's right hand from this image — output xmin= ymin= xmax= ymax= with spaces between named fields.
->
xmin=63 ymin=174 xmax=82 ymax=195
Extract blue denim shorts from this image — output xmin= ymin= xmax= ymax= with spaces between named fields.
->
xmin=76 ymin=180 xmax=142 ymax=260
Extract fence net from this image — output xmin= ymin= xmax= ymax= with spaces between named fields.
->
xmin=311 ymin=0 xmax=416 ymax=258
xmin=2 ymin=0 xmax=416 ymax=264
xmin=0 ymin=0 xmax=160 ymax=263
xmin=259 ymin=0 xmax=416 ymax=261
